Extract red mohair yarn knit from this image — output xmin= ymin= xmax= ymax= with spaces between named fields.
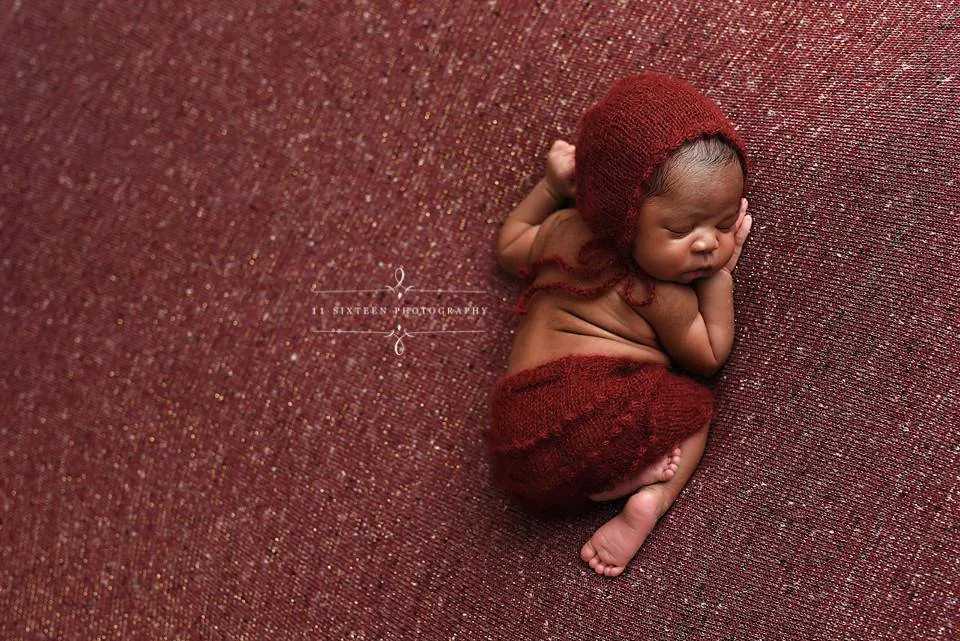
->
xmin=484 ymin=355 xmax=714 ymax=513
xmin=490 ymin=74 xmax=742 ymax=512
xmin=511 ymin=72 xmax=748 ymax=313
xmin=575 ymin=71 xmax=749 ymax=256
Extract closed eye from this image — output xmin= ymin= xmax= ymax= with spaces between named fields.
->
xmin=717 ymin=217 xmax=738 ymax=231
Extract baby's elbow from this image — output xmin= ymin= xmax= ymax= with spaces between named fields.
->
xmin=497 ymin=256 xmax=518 ymax=276
xmin=679 ymin=353 xmax=723 ymax=379
xmin=496 ymin=240 xmax=532 ymax=277
xmin=497 ymin=252 xmax=520 ymax=276
xmin=496 ymin=224 xmax=539 ymax=277
xmin=681 ymin=331 xmax=729 ymax=378
xmin=693 ymin=361 xmax=722 ymax=379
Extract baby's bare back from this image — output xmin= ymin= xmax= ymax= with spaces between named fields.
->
xmin=505 ymin=209 xmax=670 ymax=375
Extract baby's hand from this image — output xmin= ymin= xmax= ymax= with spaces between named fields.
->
xmin=544 ymin=139 xmax=576 ymax=202
xmin=721 ymin=198 xmax=753 ymax=274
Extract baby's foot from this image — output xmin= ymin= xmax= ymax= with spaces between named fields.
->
xmin=588 ymin=446 xmax=681 ymax=502
xmin=636 ymin=446 xmax=681 ymax=485
xmin=580 ymin=486 xmax=665 ymax=577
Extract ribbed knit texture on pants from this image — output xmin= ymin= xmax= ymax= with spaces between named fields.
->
xmin=485 ymin=355 xmax=714 ymax=512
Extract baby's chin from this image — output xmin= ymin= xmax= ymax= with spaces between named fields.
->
xmin=674 ymin=267 xmax=718 ymax=284
xmin=634 ymin=260 xmax=721 ymax=284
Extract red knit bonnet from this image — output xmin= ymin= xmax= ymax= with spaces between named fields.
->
xmin=512 ymin=72 xmax=748 ymax=313
xmin=575 ymin=71 xmax=749 ymax=256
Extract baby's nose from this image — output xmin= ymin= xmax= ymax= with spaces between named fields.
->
xmin=692 ymin=231 xmax=720 ymax=253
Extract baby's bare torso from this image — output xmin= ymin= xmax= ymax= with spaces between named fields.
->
xmin=506 ymin=209 xmax=670 ymax=375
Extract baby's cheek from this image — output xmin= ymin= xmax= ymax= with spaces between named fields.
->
xmin=719 ymin=236 xmax=736 ymax=258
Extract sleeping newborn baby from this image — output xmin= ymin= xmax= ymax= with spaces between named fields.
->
xmin=484 ymin=72 xmax=753 ymax=577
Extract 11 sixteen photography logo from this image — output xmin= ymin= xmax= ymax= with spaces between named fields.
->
xmin=311 ymin=266 xmax=489 ymax=355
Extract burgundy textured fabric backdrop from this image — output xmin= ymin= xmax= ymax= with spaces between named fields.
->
xmin=2 ymin=1 xmax=957 ymax=639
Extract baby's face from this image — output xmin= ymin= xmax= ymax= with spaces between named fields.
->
xmin=632 ymin=161 xmax=744 ymax=283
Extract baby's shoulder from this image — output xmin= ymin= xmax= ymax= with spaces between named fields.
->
xmin=532 ymin=208 xmax=595 ymax=264
xmin=628 ymin=277 xmax=698 ymax=323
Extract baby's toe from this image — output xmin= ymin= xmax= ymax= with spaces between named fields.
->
xmin=581 ymin=541 xmax=598 ymax=565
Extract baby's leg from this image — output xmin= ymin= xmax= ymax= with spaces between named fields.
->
xmin=580 ymin=426 xmax=709 ymax=577
xmin=587 ymin=446 xmax=682 ymax=502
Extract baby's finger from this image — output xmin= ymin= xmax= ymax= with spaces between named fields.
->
xmin=732 ymin=198 xmax=748 ymax=232
xmin=736 ymin=213 xmax=753 ymax=244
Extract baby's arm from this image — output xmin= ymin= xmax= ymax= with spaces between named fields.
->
xmin=636 ymin=280 xmax=729 ymax=377
xmin=638 ymin=202 xmax=753 ymax=377
xmin=497 ymin=140 xmax=576 ymax=276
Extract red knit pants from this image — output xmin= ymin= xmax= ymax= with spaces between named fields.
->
xmin=484 ymin=355 xmax=713 ymax=513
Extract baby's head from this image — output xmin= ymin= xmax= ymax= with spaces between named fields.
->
xmin=575 ymin=72 xmax=748 ymax=282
